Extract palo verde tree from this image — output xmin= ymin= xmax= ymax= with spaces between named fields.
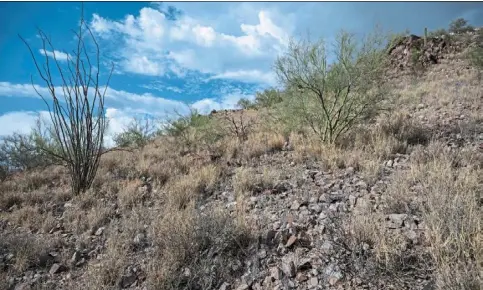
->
xmin=274 ymin=29 xmax=388 ymax=143
xmin=19 ymin=7 xmax=113 ymax=195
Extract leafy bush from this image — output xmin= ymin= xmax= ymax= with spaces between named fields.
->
xmin=274 ymin=29 xmax=389 ymax=143
xmin=113 ymin=116 xmax=158 ymax=148
xmin=448 ymin=18 xmax=474 ymax=34
xmin=236 ymin=98 xmax=257 ymax=110
xmin=163 ymin=108 xmax=224 ymax=153
xmin=468 ymin=30 xmax=483 ymax=79
xmin=253 ymin=88 xmax=284 ymax=108
xmin=237 ymin=89 xmax=284 ymax=110
xmin=0 ymin=118 xmax=62 ymax=173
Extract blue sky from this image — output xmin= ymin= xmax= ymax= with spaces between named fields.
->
xmin=1 ymin=1 xmax=482 ymax=144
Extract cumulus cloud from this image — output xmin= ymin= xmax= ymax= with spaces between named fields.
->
xmin=0 ymin=111 xmax=50 ymax=136
xmin=89 ymin=6 xmax=289 ymax=86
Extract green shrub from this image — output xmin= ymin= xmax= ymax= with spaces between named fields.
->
xmin=237 ymin=98 xmax=257 ymax=110
xmin=163 ymin=108 xmax=224 ymax=153
xmin=113 ymin=116 xmax=158 ymax=148
xmin=0 ymin=118 xmax=61 ymax=172
xmin=274 ymin=29 xmax=389 ymax=143
xmin=448 ymin=18 xmax=474 ymax=34
xmin=468 ymin=30 xmax=483 ymax=79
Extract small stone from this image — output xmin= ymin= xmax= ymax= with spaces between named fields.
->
xmin=95 ymin=227 xmax=105 ymax=236
xmin=387 ymin=214 xmax=407 ymax=228
xmin=348 ymin=195 xmax=357 ymax=207
xmin=236 ymin=283 xmax=249 ymax=290
xmin=328 ymin=203 xmax=339 ymax=212
xmin=320 ymin=240 xmax=333 ymax=253
xmin=356 ymin=180 xmax=367 ymax=188
xmin=405 ymin=230 xmax=419 ymax=244
xmin=49 ymin=251 xmax=59 ymax=257
xmin=49 ymin=263 xmax=66 ymax=275
xmin=219 ymin=282 xmax=231 ymax=290
xmin=386 ymin=160 xmax=394 ymax=167
xmin=309 ymin=204 xmax=322 ymax=213
xmin=266 ymin=230 xmax=277 ymax=245
xmin=309 ymin=276 xmax=318 ymax=287
xmin=291 ymin=200 xmax=301 ymax=210
xmin=328 ymin=271 xmax=343 ymax=285
xmin=242 ymin=273 xmax=255 ymax=287
xmin=258 ymin=249 xmax=267 ymax=259
xmin=119 ymin=273 xmax=137 ymax=288
xmin=282 ymin=260 xmax=296 ymax=278
xmin=272 ymin=221 xmax=281 ymax=230
xmin=270 ymin=267 xmax=282 ymax=280
xmin=5 ymin=253 xmax=14 ymax=261
xmin=286 ymin=235 xmax=297 ymax=248
xmin=133 ymin=233 xmax=145 ymax=245
xmin=318 ymin=212 xmax=327 ymax=220
xmin=346 ymin=167 xmax=355 ymax=175
xmin=71 ymin=251 xmax=81 ymax=265
xmin=296 ymin=272 xmax=308 ymax=282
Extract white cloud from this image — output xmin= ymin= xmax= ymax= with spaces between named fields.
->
xmin=0 ymin=82 xmax=46 ymax=99
xmin=123 ymin=55 xmax=165 ymax=76
xmin=0 ymin=111 xmax=49 ymax=136
xmin=89 ymin=5 xmax=290 ymax=86
xmin=209 ymin=70 xmax=277 ymax=86
xmin=39 ymin=49 xmax=71 ymax=61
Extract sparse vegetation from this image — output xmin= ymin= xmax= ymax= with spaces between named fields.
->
xmin=3 ymin=13 xmax=482 ymax=290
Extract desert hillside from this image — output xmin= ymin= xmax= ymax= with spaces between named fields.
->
xmin=1 ymin=23 xmax=482 ymax=290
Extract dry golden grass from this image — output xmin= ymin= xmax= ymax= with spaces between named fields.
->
xmin=0 ymin=233 xmax=61 ymax=273
xmin=164 ymin=163 xmax=221 ymax=209
xmin=118 ymin=179 xmax=144 ymax=210
xmin=147 ymin=204 xmax=253 ymax=290
xmin=409 ymin=143 xmax=482 ymax=289
xmin=348 ymin=139 xmax=482 ymax=289
xmin=232 ymin=166 xmax=279 ymax=197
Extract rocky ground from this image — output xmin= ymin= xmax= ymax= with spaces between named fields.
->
xmin=0 ymin=35 xmax=482 ymax=290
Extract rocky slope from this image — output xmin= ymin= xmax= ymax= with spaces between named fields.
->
xmin=1 ymin=31 xmax=482 ymax=290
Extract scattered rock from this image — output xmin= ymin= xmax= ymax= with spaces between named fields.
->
xmin=281 ymin=260 xmax=296 ymax=278
xmin=119 ymin=273 xmax=137 ymax=289
xmin=219 ymin=282 xmax=231 ymax=290
xmin=285 ymin=235 xmax=297 ymax=248
xmin=296 ymin=272 xmax=308 ymax=282
xmin=94 ymin=227 xmax=105 ymax=236
xmin=309 ymin=276 xmax=319 ymax=287
xmin=270 ymin=267 xmax=282 ymax=280
xmin=71 ymin=251 xmax=82 ymax=265
xmin=49 ymin=263 xmax=66 ymax=275
xmin=387 ymin=214 xmax=408 ymax=228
